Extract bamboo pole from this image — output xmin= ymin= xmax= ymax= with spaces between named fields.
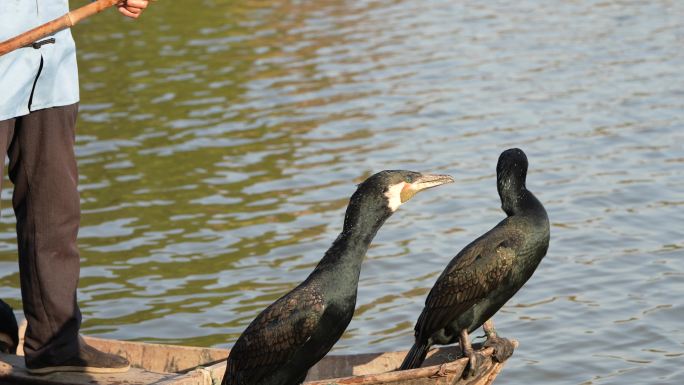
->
xmin=0 ymin=0 xmax=120 ymax=56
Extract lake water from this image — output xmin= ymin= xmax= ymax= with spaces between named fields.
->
xmin=1 ymin=1 xmax=683 ymax=384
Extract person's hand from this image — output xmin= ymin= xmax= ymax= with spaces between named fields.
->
xmin=117 ymin=0 xmax=150 ymax=19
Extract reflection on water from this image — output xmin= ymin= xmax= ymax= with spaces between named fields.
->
xmin=1 ymin=1 xmax=683 ymax=384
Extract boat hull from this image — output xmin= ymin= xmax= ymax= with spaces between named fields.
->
xmin=0 ymin=325 xmax=516 ymax=385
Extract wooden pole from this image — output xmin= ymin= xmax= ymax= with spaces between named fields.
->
xmin=0 ymin=0 xmax=120 ymax=56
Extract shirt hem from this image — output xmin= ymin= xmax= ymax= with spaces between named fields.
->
xmin=30 ymin=97 xmax=80 ymax=112
xmin=0 ymin=98 xmax=80 ymax=122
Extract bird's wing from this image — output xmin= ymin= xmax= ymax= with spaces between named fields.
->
xmin=225 ymin=285 xmax=325 ymax=384
xmin=415 ymin=227 xmax=523 ymax=339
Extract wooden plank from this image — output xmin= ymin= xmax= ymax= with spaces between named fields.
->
xmin=83 ymin=336 xmax=227 ymax=373
xmin=167 ymin=342 xmax=518 ymax=385
xmin=14 ymin=322 xmax=227 ymax=374
xmin=0 ymin=351 xmax=171 ymax=385
xmin=307 ymin=345 xmax=466 ymax=380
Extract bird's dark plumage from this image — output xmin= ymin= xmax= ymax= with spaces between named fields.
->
xmin=222 ymin=170 xmax=454 ymax=385
xmin=400 ymin=148 xmax=550 ymax=373
xmin=0 ymin=300 xmax=19 ymax=354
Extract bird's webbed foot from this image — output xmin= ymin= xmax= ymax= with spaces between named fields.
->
xmin=458 ymin=329 xmax=484 ymax=379
xmin=483 ymin=335 xmax=515 ymax=363
xmin=482 ymin=319 xmax=515 ymax=363
xmin=462 ymin=348 xmax=485 ymax=378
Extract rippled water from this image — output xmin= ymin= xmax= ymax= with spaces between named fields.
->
xmin=1 ymin=1 xmax=683 ymax=384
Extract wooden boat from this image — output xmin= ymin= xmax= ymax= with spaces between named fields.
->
xmin=0 ymin=326 xmax=516 ymax=385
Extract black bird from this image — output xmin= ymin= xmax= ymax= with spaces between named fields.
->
xmin=400 ymin=148 xmax=549 ymax=376
xmin=0 ymin=299 xmax=19 ymax=354
xmin=222 ymin=170 xmax=455 ymax=385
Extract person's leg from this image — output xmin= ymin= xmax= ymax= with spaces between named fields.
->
xmin=8 ymin=103 xmax=82 ymax=366
xmin=0 ymin=118 xmax=20 ymax=355
xmin=8 ymin=104 xmax=128 ymax=373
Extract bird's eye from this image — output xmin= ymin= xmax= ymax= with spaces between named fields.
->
xmin=405 ymin=176 xmax=414 ymax=183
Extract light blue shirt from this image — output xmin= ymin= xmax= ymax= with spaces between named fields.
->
xmin=0 ymin=0 xmax=79 ymax=121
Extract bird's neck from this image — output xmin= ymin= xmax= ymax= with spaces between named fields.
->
xmin=313 ymin=209 xmax=389 ymax=281
xmin=500 ymin=188 xmax=546 ymax=219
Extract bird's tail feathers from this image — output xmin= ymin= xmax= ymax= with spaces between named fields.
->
xmin=399 ymin=342 xmax=429 ymax=370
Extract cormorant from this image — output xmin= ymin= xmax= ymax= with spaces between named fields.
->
xmin=222 ymin=170 xmax=455 ymax=385
xmin=399 ymin=148 xmax=549 ymax=376
xmin=0 ymin=300 xmax=19 ymax=354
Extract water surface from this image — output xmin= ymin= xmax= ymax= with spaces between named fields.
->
xmin=1 ymin=1 xmax=682 ymax=384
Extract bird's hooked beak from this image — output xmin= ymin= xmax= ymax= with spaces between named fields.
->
xmin=400 ymin=173 xmax=455 ymax=203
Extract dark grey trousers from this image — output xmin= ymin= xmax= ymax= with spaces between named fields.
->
xmin=0 ymin=103 xmax=82 ymax=366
